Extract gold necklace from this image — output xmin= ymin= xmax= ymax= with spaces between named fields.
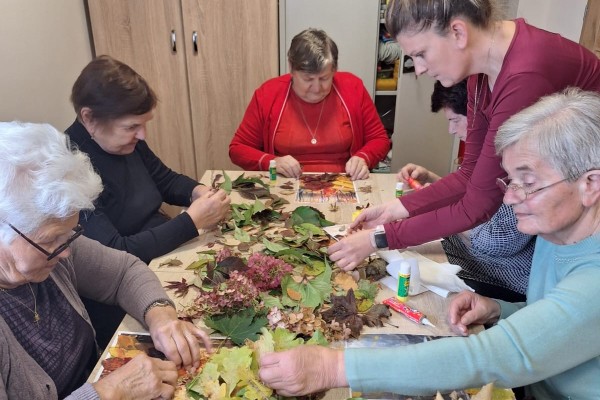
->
xmin=296 ymin=95 xmax=326 ymax=145
xmin=0 ymin=283 xmax=40 ymax=323
xmin=471 ymin=23 xmax=498 ymax=129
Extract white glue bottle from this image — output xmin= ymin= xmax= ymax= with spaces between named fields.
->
xmin=396 ymin=261 xmax=411 ymax=303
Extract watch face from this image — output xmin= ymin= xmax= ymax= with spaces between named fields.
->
xmin=375 ymin=232 xmax=388 ymax=249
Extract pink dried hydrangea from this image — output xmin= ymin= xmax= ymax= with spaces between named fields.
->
xmin=215 ymin=247 xmax=233 ymax=263
xmin=193 ymin=271 xmax=259 ymax=315
xmin=244 ymin=253 xmax=293 ymax=291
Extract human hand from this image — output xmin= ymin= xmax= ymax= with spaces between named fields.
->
xmin=397 ymin=163 xmax=437 ymax=184
xmin=93 ymin=354 xmax=178 ymax=400
xmin=345 ymin=156 xmax=369 ymax=180
xmin=259 ymin=346 xmax=347 ymax=397
xmin=274 ymin=155 xmax=302 ymax=178
xmin=186 ymin=188 xmax=231 ymax=230
xmin=447 ymin=291 xmax=501 ymax=336
xmin=145 ymin=305 xmax=213 ymax=371
xmin=190 ymin=184 xmax=211 ymax=202
xmin=349 ymin=200 xmax=407 ymax=231
xmin=328 ymin=229 xmax=375 ymax=271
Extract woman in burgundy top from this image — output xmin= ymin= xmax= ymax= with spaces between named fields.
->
xmin=229 ymin=28 xmax=390 ymax=180
xmin=329 ymin=0 xmax=600 ymax=271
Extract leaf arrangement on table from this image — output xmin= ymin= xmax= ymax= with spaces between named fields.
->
xmin=156 ymin=172 xmax=511 ymax=400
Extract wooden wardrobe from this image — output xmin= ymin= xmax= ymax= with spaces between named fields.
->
xmin=86 ymin=0 xmax=279 ymax=180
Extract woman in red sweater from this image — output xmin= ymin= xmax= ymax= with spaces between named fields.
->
xmin=329 ymin=0 xmax=600 ymax=270
xmin=229 ymin=28 xmax=390 ymax=180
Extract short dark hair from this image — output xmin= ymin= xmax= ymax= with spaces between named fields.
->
xmin=287 ymin=28 xmax=338 ymax=73
xmin=431 ymin=80 xmax=467 ymax=116
xmin=71 ymin=55 xmax=157 ymax=123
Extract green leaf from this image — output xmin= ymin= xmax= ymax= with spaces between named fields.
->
xmin=204 ymin=308 xmax=268 ymax=346
xmin=221 ymin=170 xmax=233 ymax=194
xmin=251 ymin=199 xmax=266 ymax=215
xmin=234 ymin=226 xmax=251 ymax=242
xmin=260 ymin=293 xmax=283 ymax=309
xmin=303 ymin=259 xmax=325 ymax=276
xmin=262 ymin=238 xmax=290 ymax=253
xmin=272 ymin=327 xmax=304 ymax=350
xmin=290 ymin=206 xmax=334 ymax=227
xmin=280 ymin=264 xmax=332 ymax=309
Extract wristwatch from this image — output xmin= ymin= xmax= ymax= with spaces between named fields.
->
xmin=370 ymin=225 xmax=388 ymax=249
xmin=143 ymin=299 xmax=175 ymax=320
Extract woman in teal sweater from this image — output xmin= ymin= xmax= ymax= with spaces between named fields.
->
xmin=259 ymin=89 xmax=600 ymax=399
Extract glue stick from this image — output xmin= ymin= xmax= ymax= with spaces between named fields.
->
xmin=396 ymin=261 xmax=411 ymax=302
xmin=269 ymin=160 xmax=277 ymax=184
xmin=395 ymin=182 xmax=404 ymax=198
xmin=407 ymin=177 xmax=423 ymax=190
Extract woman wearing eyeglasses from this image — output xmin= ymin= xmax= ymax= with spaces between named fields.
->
xmin=260 ymin=88 xmax=600 ymax=400
xmin=0 ymin=122 xmax=212 ymax=400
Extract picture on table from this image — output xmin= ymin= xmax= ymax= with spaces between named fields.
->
xmin=296 ymin=173 xmax=358 ymax=203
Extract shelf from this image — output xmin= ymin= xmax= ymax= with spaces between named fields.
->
xmin=376 ymin=90 xmax=397 ymax=96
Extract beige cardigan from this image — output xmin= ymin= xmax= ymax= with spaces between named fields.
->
xmin=0 ymin=236 xmax=170 ymax=399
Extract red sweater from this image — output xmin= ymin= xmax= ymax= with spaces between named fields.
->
xmin=386 ymin=18 xmax=600 ymax=249
xmin=229 ymin=72 xmax=390 ymax=170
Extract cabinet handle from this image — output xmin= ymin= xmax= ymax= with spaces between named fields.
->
xmin=192 ymin=31 xmax=198 ymax=53
xmin=171 ymin=29 xmax=177 ymax=53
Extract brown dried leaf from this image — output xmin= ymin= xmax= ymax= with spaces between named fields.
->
xmin=333 ymin=273 xmax=358 ymax=291
xmin=358 ymin=185 xmax=372 ymax=193
xmin=361 ymin=304 xmax=391 ymax=327
xmin=158 ymin=258 xmax=183 ymax=268
xmin=286 ymin=287 xmax=303 ymax=301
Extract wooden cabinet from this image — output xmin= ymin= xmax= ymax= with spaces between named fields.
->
xmin=86 ymin=0 xmax=278 ymax=179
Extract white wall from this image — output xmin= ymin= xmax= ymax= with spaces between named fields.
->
xmin=0 ymin=0 xmax=92 ymax=130
xmin=517 ymin=0 xmax=588 ymax=42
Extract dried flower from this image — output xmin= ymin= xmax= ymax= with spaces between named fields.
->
xmin=244 ymin=253 xmax=293 ymax=291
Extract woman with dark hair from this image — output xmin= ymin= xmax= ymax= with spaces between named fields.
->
xmin=328 ymin=0 xmax=600 ymax=272
xmin=66 ymin=55 xmax=231 ymax=347
xmin=229 ymin=28 xmax=390 ymax=180
xmin=399 ymin=80 xmax=535 ymax=301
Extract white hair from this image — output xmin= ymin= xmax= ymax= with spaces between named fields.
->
xmin=495 ymin=88 xmax=600 ymax=181
xmin=0 ymin=121 xmax=102 ymax=244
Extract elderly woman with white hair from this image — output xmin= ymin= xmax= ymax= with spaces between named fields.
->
xmin=258 ymin=88 xmax=600 ymax=399
xmin=0 ymin=122 xmax=212 ymax=399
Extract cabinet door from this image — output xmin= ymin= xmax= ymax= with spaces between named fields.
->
xmin=181 ymin=0 xmax=279 ymax=178
xmin=86 ymin=0 xmax=198 ymax=179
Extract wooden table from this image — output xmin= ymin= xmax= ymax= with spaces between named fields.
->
xmin=89 ymin=171 xmax=480 ymax=397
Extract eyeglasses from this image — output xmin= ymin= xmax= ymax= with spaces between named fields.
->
xmin=496 ymin=177 xmax=569 ymax=201
xmin=6 ymin=223 xmax=83 ymax=261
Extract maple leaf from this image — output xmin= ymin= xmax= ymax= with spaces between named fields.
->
xmin=164 ymin=278 xmax=191 ymax=297
xmin=204 ymin=307 xmax=268 ymax=345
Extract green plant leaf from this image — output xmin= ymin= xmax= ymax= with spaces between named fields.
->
xmin=204 ymin=308 xmax=268 ymax=346
xmin=221 ymin=170 xmax=233 ymax=194
xmin=262 ymin=238 xmax=290 ymax=253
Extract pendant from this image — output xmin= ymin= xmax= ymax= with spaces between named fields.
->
xmin=33 ymin=312 xmax=40 ymax=323
xmin=311 ymin=138 xmax=317 ymax=145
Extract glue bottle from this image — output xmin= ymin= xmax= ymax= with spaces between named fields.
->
xmin=395 ymin=182 xmax=404 ymax=198
xmin=269 ymin=160 xmax=277 ymax=184
xmin=396 ymin=261 xmax=411 ymax=303
xmin=407 ymin=177 xmax=424 ymax=190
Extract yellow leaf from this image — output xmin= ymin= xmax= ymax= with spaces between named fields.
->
xmin=333 ymin=272 xmax=358 ymax=291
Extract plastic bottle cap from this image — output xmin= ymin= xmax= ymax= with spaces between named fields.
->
xmin=269 ymin=160 xmax=276 ymax=167
xmin=396 ymin=182 xmax=404 ymax=190
xmin=399 ymin=261 xmax=411 ymax=274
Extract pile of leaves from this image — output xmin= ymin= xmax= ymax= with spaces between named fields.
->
xmin=167 ymin=172 xmax=389 ymax=344
xmin=186 ymin=327 xmax=328 ymax=400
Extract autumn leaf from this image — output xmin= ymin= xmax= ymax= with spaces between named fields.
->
xmin=158 ymin=258 xmax=183 ymax=268
xmin=333 ymin=272 xmax=359 ymax=291
xmin=164 ymin=278 xmax=191 ymax=297
xmin=320 ymin=289 xmax=363 ymax=338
